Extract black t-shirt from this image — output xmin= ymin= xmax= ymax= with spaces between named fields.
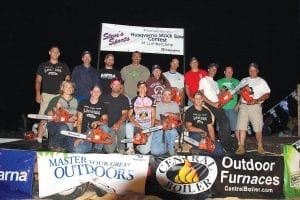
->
xmin=36 ymin=61 xmax=70 ymax=94
xmin=185 ymin=106 xmax=212 ymax=133
xmin=100 ymin=93 xmax=130 ymax=127
xmin=77 ymin=99 xmax=107 ymax=133
xmin=98 ymin=68 xmax=121 ymax=94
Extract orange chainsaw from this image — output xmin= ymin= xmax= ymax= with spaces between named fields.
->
xmin=61 ymin=127 xmax=113 ymax=144
xmin=218 ymin=79 xmax=251 ymax=107
xmin=171 ymin=88 xmax=181 ymax=105
xmin=121 ymin=113 xmax=182 ymax=145
xmin=240 ymin=86 xmax=253 ymax=103
xmin=27 ymin=108 xmax=70 ymax=123
xmin=183 ymin=134 xmax=215 ymax=152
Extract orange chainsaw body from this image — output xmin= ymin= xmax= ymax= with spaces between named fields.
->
xmin=161 ymin=113 xmax=182 ymax=130
xmin=86 ymin=128 xmax=113 ymax=144
xmin=133 ymin=132 xmax=148 ymax=145
xmin=218 ymin=90 xmax=233 ymax=108
xmin=199 ymin=137 xmax=215 ymax=152
xmin=132 ymin=114 xmax=182 ymax=145
xmin=171 ymin=88 xmax=181 ymax=105
xmin=53 ymin=108 xmax=70 ymax=122
xmin=240 ymin=86 xmax=253 ymax=103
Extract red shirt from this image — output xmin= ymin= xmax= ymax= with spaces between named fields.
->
xmin=184 ymin=69 xmax=207 ymax=97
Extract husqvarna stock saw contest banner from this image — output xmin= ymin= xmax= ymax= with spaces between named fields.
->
xmin=100 ymin=23 xmax=184 ymax=55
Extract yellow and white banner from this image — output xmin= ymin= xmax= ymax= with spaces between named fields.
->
xmin=37 ymin=152 xmax=149 ymax=198
xmin=100 ymin=23 xmax=184 ymax=55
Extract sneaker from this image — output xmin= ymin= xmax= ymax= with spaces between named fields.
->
xmin=117 ymin=149 xmax=126 ymax=154
xmin=257 ymin=144 xmax=266 ymax=155
xmin=189 ymin=148 xmax=200 ymax=155
xmin=235 ymin=145 xmax=245 ymax=155
xmin=35 ymin=137 xmax=42 ymax=144
xmin=125 ymin=147 xmax=135 ymax=155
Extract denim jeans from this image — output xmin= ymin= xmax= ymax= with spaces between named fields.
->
xmin=189 ymin=132 xmax=224 ymax=156
xmin=151 ymin=129 xmax=178 ymax=155
xmin=126 ymin=122 xmax=152 ymax=154
xmin=69 ymin=125 xmax=110 ymax=153
xmin=47 ymin=121 xmax=71 ymax=149
xmin=224 ymin=109 xmax=238 ymax=132
xmin=104 ymin=123 xmax=126 ymax=153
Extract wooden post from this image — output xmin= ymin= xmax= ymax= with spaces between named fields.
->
xmin=298 ymin=84 xmax=300 ymax=137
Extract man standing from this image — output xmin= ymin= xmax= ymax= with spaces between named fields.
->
xmin=184 ymin=57 xmax=207 ymax=106
xmin=120 ymin=51 xmax=150 ymax=99
xmin=235 ymin=63 xmax=271 ymax=155
xmin=217 ymin=66 xmax=240 ymax=139
xmin=98 ymin=54 xmax=121 ymax=95
xmin=100 ymin=78 xmax=130 ymax=153
xmin=199 ymin=63 xmax=232 ymax=153
xmin=163 ymin=57 xmax=185 ymax=107
xmin=72 ymin=51 xmax=99 ymax=101
xmin=36 ymin=46 xmax=70 ymax=114
xmin=35 ymin=46 xmax=70 ymax=142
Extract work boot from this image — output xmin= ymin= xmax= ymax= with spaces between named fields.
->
xmin=257 ymin=143 xmax=266 ymax=155
xmin=125 ymin=147 xmax=135 ymax=155
xmin=235 ymin=145 xmax=245 ymax=155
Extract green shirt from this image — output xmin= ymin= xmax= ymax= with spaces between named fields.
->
xmin=217 ymin=77 xmax=240 ymax=109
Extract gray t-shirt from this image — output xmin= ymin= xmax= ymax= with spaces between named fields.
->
xmin=120 ymin=64 xmax=150 ymax=98
xmin=155 ymin=101 xmax=180 ymax=120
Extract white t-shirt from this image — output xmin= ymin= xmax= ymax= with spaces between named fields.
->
xmin=240 ymin=77 xmax=271 ymax=103
xmin=199 ymin=76 xmax=219 ymax=102
xmin=163 ymin=71 xmax=184 ymax=90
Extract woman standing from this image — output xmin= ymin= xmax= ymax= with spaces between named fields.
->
xmin=146 ymin=64 xmax=171 ymax=104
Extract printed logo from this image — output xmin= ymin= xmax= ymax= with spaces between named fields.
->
xmin=156 ymin=155 xmax=218 ymax=194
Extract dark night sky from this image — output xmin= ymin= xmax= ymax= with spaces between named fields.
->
xmin=0 ymin=0 xmax=299 ymax=129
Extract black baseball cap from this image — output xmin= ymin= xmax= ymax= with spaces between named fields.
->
xmin=152 ymin=64 xmax=161 ymax=71
xmin=137 ymin=80 xmax=147 ymax=87
xmin=82 ymin=51 xmax=91 ymax=57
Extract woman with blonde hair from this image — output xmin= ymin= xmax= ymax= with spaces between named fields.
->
xmin=45 ymin=80 xmax=78 ymax=151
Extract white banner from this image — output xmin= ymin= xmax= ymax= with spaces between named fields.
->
xmin=37 ymin=152 xmax=149 ymax=198
xmin=100 ymin=23 xmax=184 ymax=55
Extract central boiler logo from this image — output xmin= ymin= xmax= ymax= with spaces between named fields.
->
xmin=156 ymin=155 xmax=218 ymax=194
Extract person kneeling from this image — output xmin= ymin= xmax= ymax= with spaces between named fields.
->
xmin=125 ymin=81 xmax=156 ymax=155
xmin=185 ymin=91 xmax=224 ymax=156
xmin=151 ymin=88 xmax=180 ymax=156
xmin=69 ymin=85 xmax=110 ymax=153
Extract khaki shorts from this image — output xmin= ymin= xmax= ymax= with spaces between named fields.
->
xmin=236 ymin=104 xmax=263 ymax=133
xmin=38 ymin=93 xmax=58 ymax=114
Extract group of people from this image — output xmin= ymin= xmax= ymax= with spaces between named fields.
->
xmin=33 ymin=46 xmax=271 ymax=156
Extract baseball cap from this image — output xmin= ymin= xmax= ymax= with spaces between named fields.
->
xmin=137 ymin=80 xmax=147 ymax=88
xmin=189 ymin=57 xmax=198 ymax=63
xmin=110 ymin=77 xmax=123 ymax=85
xmin=152 ymin=64 xmax=161 ymax=71
xmin=82 ymin=51 xmax=91 ymax=57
